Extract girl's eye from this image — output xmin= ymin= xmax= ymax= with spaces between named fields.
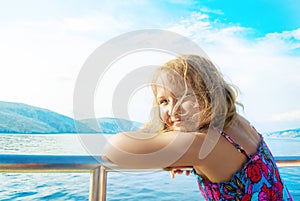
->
xmin=159 ymin=99 xmax=168 ymax=105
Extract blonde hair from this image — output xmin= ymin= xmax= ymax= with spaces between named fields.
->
xmin=142 ymin=55 xmax=242 ymax=133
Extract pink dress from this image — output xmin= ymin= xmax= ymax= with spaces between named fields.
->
xmin=193 ymin=128 xmax=294 ymax=201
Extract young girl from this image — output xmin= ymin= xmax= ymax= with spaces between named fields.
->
xmin=104 ymin=55 xmax=293 ymax=200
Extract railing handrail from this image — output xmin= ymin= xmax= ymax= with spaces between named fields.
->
xmin=1 ymin=154 xmax=300 ymax=170
xmin=1 ymin=154 xmax=300 ymax=201
xmin=0 ymin=154 xmax=106 ymax=172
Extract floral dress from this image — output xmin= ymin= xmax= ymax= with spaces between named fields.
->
xmin=193 ymin=128 xmax=294 ymax=201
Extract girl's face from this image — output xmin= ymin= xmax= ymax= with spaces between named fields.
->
xmin=155 ymin=73 xmax=201 ymax=132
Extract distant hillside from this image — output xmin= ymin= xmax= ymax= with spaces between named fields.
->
xmin=80 ymin=117 xmax=142 ymax=134
xmin=266 ymin=128 xmax=300 ymax=138
xmin=0 ymin=101 xmax=142 ymax=134
xmin=0 ymin=101 xmax=96 ymax=133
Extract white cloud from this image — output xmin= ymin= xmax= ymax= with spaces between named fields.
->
xmin=272 ymin=110 xmax=300 ymax=122
xmin=199 ymin=6 xmax=224 ymax=15
xmin=262 ymin=28 xmax=300 ymax=53
xmin=266 ymin=28 xmax=300 ymax=41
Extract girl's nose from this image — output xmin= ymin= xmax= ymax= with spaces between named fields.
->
xmin=168 ymin=100 xmax=181 ymax=117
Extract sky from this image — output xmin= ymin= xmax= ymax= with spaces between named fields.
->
xmin=0 ymin=0 xmax=299 ymax=132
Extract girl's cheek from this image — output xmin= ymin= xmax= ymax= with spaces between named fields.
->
xmin=160 ymin=107 xmax=173 ymax=126
xmin=182 ymin=101 xmax=197 ymax=112
xmin=159 ymin=107 xmax=167 ymax=122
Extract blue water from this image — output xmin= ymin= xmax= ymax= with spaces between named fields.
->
xmin=0 ymin=134 xmax=299 ymax=200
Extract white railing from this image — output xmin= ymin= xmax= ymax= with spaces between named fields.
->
xmin=1 ymin=154 xmax=300 ymax=201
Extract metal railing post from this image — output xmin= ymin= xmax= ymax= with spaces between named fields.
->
xmin=100 ymin=166 xmax=107 ymax=201
xmin=89 ymin=165 xmax=107 ymax=201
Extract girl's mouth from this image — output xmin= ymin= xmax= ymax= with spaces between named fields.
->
xmin=172 ymin=119 xmax=183 ymax=126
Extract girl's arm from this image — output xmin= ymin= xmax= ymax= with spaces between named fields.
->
xmin=103 ymin=131 xmax=206 ymax=169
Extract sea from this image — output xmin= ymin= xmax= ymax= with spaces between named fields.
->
xmin=0 ymin=134 xmax=299 ymax=201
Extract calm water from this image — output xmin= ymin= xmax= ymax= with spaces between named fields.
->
xmin=0 ymin=134 xmax=299 ymax=200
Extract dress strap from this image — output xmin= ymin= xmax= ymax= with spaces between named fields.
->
xmin=214 ymin=127 xmax=250 ymax=159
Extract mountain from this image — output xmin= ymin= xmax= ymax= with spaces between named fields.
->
xmin=0 ymin=101 xmax=96 ymax=133
xmin=0 ymin=101 xmax=142 ymax=134
xmin=266 ymin=128 xmax=300 ymax=138
xmin=80 ymin=117 xmax=142 ymax=134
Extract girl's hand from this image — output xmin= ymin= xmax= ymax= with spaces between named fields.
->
xmin=164 ymin=166 xmax=192 ymax=179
